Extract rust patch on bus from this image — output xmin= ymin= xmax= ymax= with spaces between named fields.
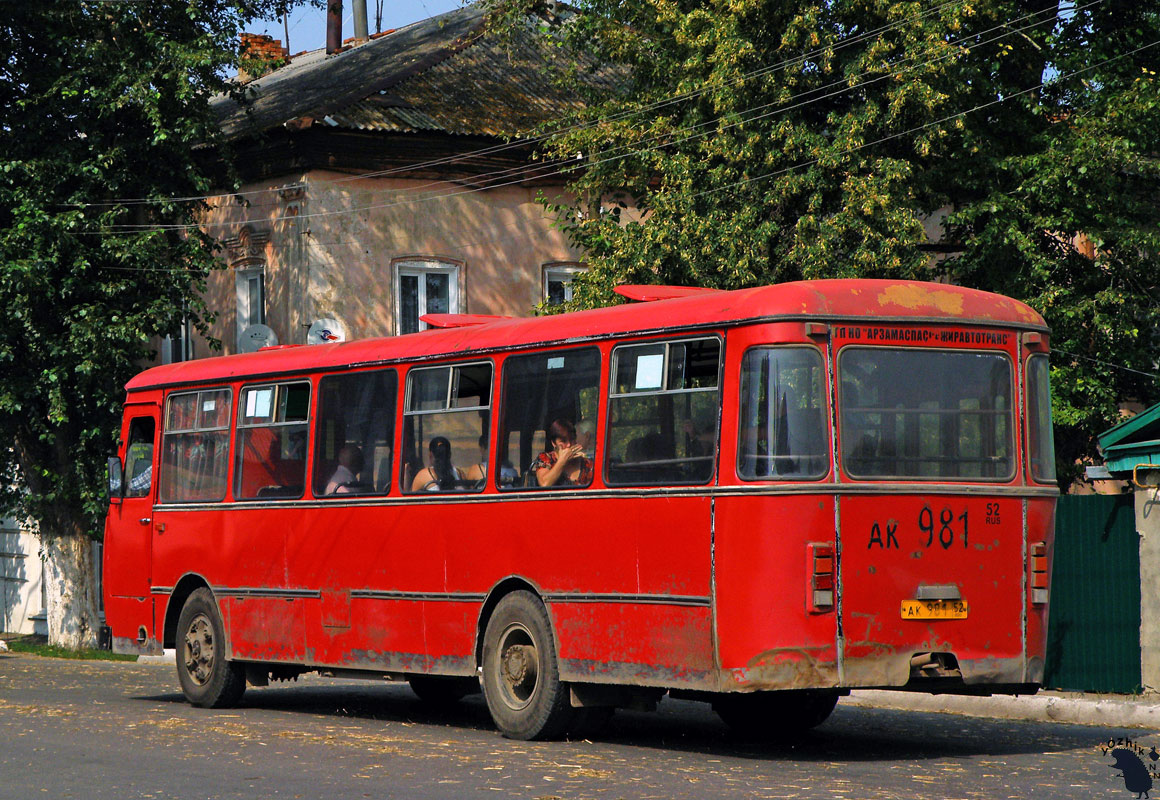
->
xmin=878 ymin=285 xmax=965 ymax=316
xmin=725 ymin=647 xmax=839 ymax=690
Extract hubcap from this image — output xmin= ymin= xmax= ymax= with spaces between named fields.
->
xmin=183 ymin=613 xmax=215 ymax=686
xmin=496 ymin=623 xmax=539 ymax=710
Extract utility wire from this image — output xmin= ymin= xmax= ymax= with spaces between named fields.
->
xmin=72 ymin=0 xmax=974 ymax=208
xmin=93 ymin=2 xmax=1086 ymax=233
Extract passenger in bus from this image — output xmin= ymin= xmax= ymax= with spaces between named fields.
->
xmin=410 ymin=436 xmax=461 ymax=492
xmin=324 ymin=445 xmax=366 ymax=495
xmin=531 ymin=419 xmax=593 ymax=487
xmin=462 ymin=434 xmax=518 ymax=488
xmin=576 ymin=419 xmax=595 ymax=454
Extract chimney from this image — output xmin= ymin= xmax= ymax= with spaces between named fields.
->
xmin=238 ymin=33 xmax=288 ymax=83
xmin=326 ymin=0 xmax=342 ymax=54
xmin=353 ymin=0 xmax=368 ymax=41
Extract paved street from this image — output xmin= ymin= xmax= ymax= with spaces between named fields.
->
xmin=0 ymin=652 xmax=1155 ymax=800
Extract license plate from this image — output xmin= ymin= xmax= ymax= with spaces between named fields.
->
xmin=901 ymin=599 xmax=969 ymax=619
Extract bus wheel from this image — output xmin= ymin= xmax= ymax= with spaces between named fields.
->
xmin=409 ymin=675 xmax=480 ymax=706
xmin=712 ymin=690 xmax=838 ymax=738
xmin=481 ymin=591 xmax=573 ymax=740
xmin=175 ymin=588 xmax=246 ymax=708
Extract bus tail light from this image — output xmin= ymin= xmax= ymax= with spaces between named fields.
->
xmin=1030 ymin=542 xmax=1048 ymax=605
xmin=807 ymin=542 xmax=835 ymax=613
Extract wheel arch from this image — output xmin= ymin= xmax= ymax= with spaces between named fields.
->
xmin=163 ymin=573 xmax=213 ymax=649
xmin=474 ymin=576 xmax=553 ymax=669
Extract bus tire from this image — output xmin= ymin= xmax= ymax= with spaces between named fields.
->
xmin=175 ymin=588 xmax=246 ymax=708
xmin=712 ymin=690 xmax=838 ymax=738
xmin=409 ymin=675 xmax=480 ymax=705
xmin=481 ymin=591 xmax=573 ymax=740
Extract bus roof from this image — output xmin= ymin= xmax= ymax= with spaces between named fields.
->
xmin=126 ymin=279 xmax=1047 ymax=392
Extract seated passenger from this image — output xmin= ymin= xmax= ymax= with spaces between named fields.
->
xmin=324 ymin=445 xmax=366 ymax=495
xmin=531 ymin=419 xmax=593 ymax=488
xmin=410 ymin=436 xmax=461 ymax=492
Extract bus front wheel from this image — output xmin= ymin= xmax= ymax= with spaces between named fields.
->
xmin=712 ymin=690 xmax=838 ymax=738
xmin=481 ymin=591 xmax=572 ymax=740
xmin=175 ymin=588 xmax=246 ymax=708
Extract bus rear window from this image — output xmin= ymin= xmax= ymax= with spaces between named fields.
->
xmin=839 ymin=348 xmax=1014 ymax=481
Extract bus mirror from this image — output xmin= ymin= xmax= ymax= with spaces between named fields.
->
xmin=107 ymin=456 xmax=124 ymax=503
xmin=1133 ymin=464 xmax=1160 ymax=489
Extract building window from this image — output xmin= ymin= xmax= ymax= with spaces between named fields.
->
xmin=162 ymin=316 xmax=192 ymax=364
xmin=394 ymin=259 xmax=460 ymax=334
xmin=235 ymin=268 xmax=266 ymax=349
xmin=543 ymin=263 xmax=585 ymax=306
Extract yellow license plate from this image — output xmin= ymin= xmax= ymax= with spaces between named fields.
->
xmin=901 ymin=599 xmax=969 ymax=619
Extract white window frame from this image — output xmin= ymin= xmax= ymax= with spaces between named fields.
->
xmin=235 ymin=267 xmax=266 ymax=350
xmin=393 ymin=258 xmax=462 ymax=334
xmin=542 ymin=262 xmax=585 ymax=305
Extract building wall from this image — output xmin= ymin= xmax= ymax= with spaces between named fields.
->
xmin=196 ymin=171 xmax=584 ymax=355
xmin=0 ymin=517 xmax=45 ymax=635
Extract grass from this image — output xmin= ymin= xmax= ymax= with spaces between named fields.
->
xmin=2 ymin=633 xmax=137 ymax=662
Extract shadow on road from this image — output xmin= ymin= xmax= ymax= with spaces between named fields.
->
xmin=136 ymin=679 xmax=1130 ymax=764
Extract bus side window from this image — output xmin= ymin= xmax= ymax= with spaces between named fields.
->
xmin=498 ymin=348 xmax=601 ymax=491
xmin=605 ymin=338 xmax=721 ymax=487
xmin=402 ymin=362 xmax=492 ymax=494
xmin=159 ymin=388 xmax=232 ymax=503
xmin=123 ymin=417 xmax=156 ymax=497
xmin=235 ymin=382 xmax=310 ymax=500
xmin=737 ymin=347 xmax=830 ymax=481
xmin=312 ymin=369 xmax=397 ymax=498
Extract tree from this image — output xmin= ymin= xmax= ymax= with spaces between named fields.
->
xmin=525 ymin=0 xmax=1160 ymax=484
xmin=0 ymin=0 xmax=298 ymax=647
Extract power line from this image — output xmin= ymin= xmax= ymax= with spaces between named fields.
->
xmin=92 ymin=1 xmax=1084 ymax=233
xmin=1052 ymin=350 xmax=1160 ymax=380
xmin=71 ymin=0 xmax=975 ymax=209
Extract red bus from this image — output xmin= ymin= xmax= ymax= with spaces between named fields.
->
xmin=103 ymin=279 xmax=1057 ymax=740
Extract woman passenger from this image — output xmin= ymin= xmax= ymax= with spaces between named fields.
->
xmin=410 ymin=436 xmax=460 ymax=492
xmin=531 ymin=419 xmax=593 ymax=487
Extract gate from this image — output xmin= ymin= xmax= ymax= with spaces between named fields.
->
xmin=1043 ymin=493 xmax=1140 ymax=693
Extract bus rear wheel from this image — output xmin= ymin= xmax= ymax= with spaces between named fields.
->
xmin=712 ymin=690 xmax=838 ymax=738
xmin=175 ymin=588 xmax=246 ymax=708
xmin=481 ymin=591 xmax=573 ymax=740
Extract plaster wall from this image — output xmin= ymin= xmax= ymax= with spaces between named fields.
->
xmin=196 ymin=171 xmax=584 ymax=356
xmin=1138 ymin=485 xmax=1160 ymax=691
xmin=0 ymin=517 xmax=45 ymax=635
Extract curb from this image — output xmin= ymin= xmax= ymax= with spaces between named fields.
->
xmin=845 ymin=689 xmax=1160 ymax=729
xmin=138 ymin=648 xmax=176 ymax=666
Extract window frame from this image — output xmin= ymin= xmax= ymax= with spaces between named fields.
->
xmin=159 ymin=386 xmax=234 ymax=504
xmin=234 ymin=380 xmax=312 ymax=502
xmin=311 ymin=367 xmax=399 ymax=499
xmin=393 ymin=257 xmax=462 ymax=334
xmin=1026 ymin=354 xmax=1057 ymax=485
xmin=497 ymin=345 xmax=603 ymax=492
xmin=837 ymin=345 xmax=1017 ymax=482
xmin=736 ymin=344 xmax=832 ymax=483
xmin=234 ymin=267 xmax=266 ymax=350
xmin=604 ymin=335 xmax=724 ymax=487
xmin=542 ymin=262 xmax=586 ymax=306
xmin=401 ymin=360 xmax=493 ymax=494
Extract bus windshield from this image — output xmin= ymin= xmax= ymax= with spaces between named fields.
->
xmin=839 ymin=347 xmax=1013 ymax=480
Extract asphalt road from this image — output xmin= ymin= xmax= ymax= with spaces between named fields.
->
xmin=0 ymin=652 xmax=1154 ymax=800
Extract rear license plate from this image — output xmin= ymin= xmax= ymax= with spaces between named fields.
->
xmin=901 ymin=599 xmax=969 ymax=619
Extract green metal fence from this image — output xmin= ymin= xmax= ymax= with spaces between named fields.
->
xmin=1043 ymin=493 xmax=1141 ymax=693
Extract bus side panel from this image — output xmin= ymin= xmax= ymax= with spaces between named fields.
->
xmin=288 ymin=504 xmax=441 ymax=669
xmin=713 ymin=493 xmax=839 ymax=691
xmin=839 ymin=494 xmax=1025 ymax=687
xmin=448 ymin=495 xmax=715 ymax=687
xmin=1024 ymin=496 xmax=1057 ymax=683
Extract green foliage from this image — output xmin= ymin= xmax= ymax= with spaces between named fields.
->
xmin=0 ymin=0 xmax=299 ymax=537
xmin=3 ymin=635 xmax=136 ymax=662
xmin=521 ymin=0 xmax=1160 ymax=485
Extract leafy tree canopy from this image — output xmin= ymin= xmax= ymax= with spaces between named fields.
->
xmin=523 ymin=0 xmax=1160 ymax=485
xmin=0 ymin=0 xmax=302 ymax=538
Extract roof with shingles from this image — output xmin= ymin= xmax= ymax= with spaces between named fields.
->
xmin=213 ymin=3 xmax=618 ymax=141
